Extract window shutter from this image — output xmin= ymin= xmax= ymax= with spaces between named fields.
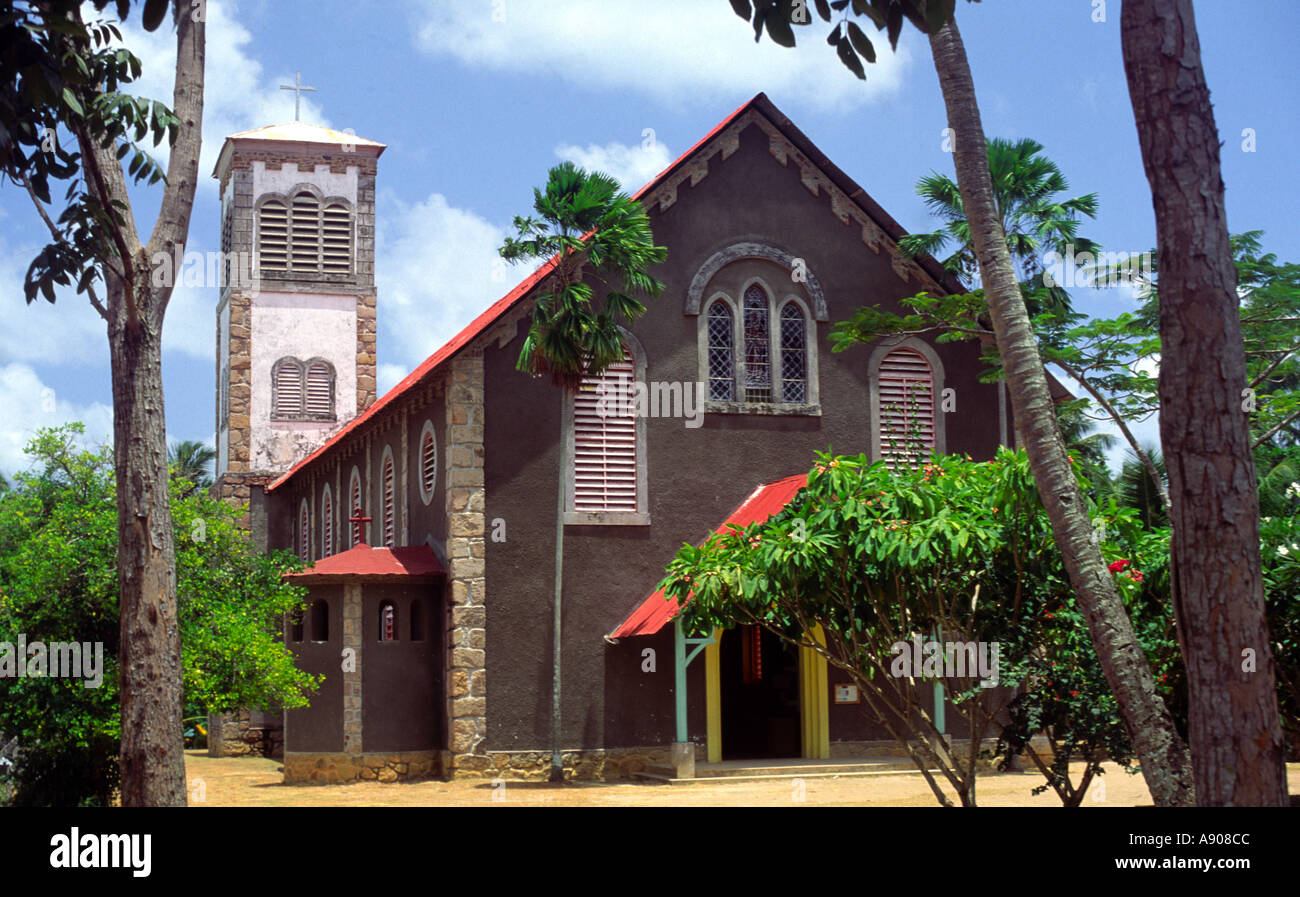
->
xmin=350 ymin=473 xmax=363 ymax=547
xmin=290 ymin=192 xmax=321 ymax=273
xmin=421 ymin=430 xmax=437 ymax=498
xmin=572 ymin=348 xmax=637 ymax=513
xmin=258 ymin=200 xmax=288 ymax=272
xmin=321 ymin=203 xmax=352 ymax=273
xmin=321 ymin=488 xmax=333 ymax=558
xmin=878 ymin=347 xmax=935 ymax=468
xmin=274 ymin=360 xmax=304 ymax=418
xmin=299 ymin=502 xmax=310 ymax=561
xmin=382 ymin=453 xmax=395 ymax=547
xmin=305 ymin=361 xmax=333 ymax=417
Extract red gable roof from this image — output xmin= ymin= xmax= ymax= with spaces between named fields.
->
xmin=284 ymin=544 xmax=444 ymax=582
xmin=268 ymin=93 xmax=960 ymax=494
xmin=605 ymin=474 xmax=808 ymax=640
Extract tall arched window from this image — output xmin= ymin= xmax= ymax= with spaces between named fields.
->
xmin=381 ymin=448 xmax=396 ymax=548
xmin=257 ymin=199 xmax=288 ymax=272
xmin=742 ymin=284 xmax=771 ymax=403
xmin=780 ymin=301 xmax=807 ymax=403
xmin=304 ymin=360 xmax=335 ymax=418
xmin=273 ymin=358 xmax=304 ymax=419
xmin=321 ymin=484 xmax=333 ymax=558
xmin=298 ymin=499 xmax=310 ymax=561
xmin=310 ymin=599 xmax=329 ymax=642
xmin=349 ymin=467 xmax=363 ymax=547
xmin=571 ymin=343 xmax=637 ymax=516
xmin=379 ymin=600 xmax=398 ymax=642
xmin=272 ymin=356 xmax=335 ymax=421
xmin=411 ymin=599 xmax=425 ymax=642
xmin=706 ymin=299 xmax=734 ymax=401
xmin=874 ymin=345 xmax=938 ymax=469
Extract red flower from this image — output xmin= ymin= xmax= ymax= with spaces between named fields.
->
xmin=1070 ymin=690 xmax=1079 ymax=697
xmin=1129 ymin=570 xmax=1144 ymax=583
xmin=1108 ymin=559 xmax=1131 ymax=573
xmin=1044 ymin=612 xmax=1055 ymax=619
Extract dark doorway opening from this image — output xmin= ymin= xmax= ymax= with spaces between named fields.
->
xmin=720 ymin=625 xmax=800 ymax=759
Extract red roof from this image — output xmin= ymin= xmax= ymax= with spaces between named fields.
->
xmin=605 ymin=474 xmax=808 ymax=640
xmin=284 ymin=544 xmax=445 ymax=581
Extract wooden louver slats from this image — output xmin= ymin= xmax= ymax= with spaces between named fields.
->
xmin=257 ymin=192 xmax=352 ymax=276
xmin=878 ymin=347 xmax=935 ymax=468
xmin=382 ymin=455 xmax=395 ymax=548
xmin=421 ymin=431 xmax=437 ymax=497
xmin=305 ymin=362 xmax=332 ymax=417
xmin=572 ymin=352 xmax=637 ymax=512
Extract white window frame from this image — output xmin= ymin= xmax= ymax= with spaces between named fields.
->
xmin=348 ymin=465 xmax=364 ymax=548
xmin=321 ymin=483 xmax=334 ymax=558
xmin=380 ymin=445 xmax=396 ymax=548
xmin=418 ymin=419 xmax=438 ymax=506
xmin=562 ymin=329 xmax=650 ymax=526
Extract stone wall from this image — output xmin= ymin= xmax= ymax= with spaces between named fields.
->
xmin=207 ymin=709 xmax=284 ymax=760
xmin=342 ymin=583 xmax=363 ymax=753
xmin=283 ymin=750 xmax=439 ymax=784
xmin=444 ymin=350 xmax=488 ymax=774
xmin=483 ymin=746 xmax=702 ymax=782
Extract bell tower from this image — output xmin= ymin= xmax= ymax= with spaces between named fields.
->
xmin=212 ymin=123 xmax=385 ymax=540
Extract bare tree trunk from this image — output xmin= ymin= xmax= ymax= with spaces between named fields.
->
xmin=1120 ymin=0 xmax=1287 ymax=806
xmin=71 ymin=2 xmax=205 ymax=806
xmin=927 ymin=15 xmax=1194 ymax=806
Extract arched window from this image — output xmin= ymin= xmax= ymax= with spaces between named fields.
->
xmin=349 ymin=467 xmax=364 ymax=547
xmin=706 ymin=299 xmax=734 ymax=401
xmin=290 ymin=610 xmax=304 ymax=643
xmin=272 ymin=357 xmax=335 ymax=421
xmin=379 ymin=600 xmax=398 ymax=642
xmin=381 ymin=448 xmax=396 ymax=548
xmin=571 ymin=343 xmax=638 ymax=516
xmin=780 ymin=301 xmax=807 ymax=403
xmin=321 ymin=484 xmax=333 ymax=558
xmin=874 ymin=344 xmax=938 ymax=469
xmin=304 ymin=360 xmax=335 ymax=418
xmin=411 ymin=599 xmax=425 ymax=642
xmin=298 ymin=499 xmax=310 ymax=561
xmin=273 ymin=358 xmax=304 ymax=420
xmin=418 ymin=421 xmax=438 ymax=505
xmin=310 ymin=599 xmax=329 ymax=642
xmin=742 ymin=284 xmax=771 ymax=403
xmin=256 ymin=189 xmax=354 ymax=277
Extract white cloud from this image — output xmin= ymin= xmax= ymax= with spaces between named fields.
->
xmin=411 ymin=1 xmax=912 ymax=113
xmin=374 ymin=190 xmax=515 ymax=372
xmin=554 ymin=140 xmax=674 ymax=194
xmin=113 ymin=0 xmax=332 ymax=187
xmin=0 ymin=234 xmax=110 ymax=368
xmin=378 ymin=363 xmax=409 ymax=396
xmin=0 ymin=363 xmax=114 ymax=478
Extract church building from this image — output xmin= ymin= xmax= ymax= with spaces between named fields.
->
xmin=212 ymin=93 xmax=1021 ymax=784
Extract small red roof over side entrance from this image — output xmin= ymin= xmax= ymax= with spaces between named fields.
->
xmin=605 ymin=474 xmax=807 ymax=640
xmin=285 ymin=544 xmax=445 ymax=582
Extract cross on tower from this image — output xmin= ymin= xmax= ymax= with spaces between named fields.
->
xmin=279 ymin=71 xmax=317 ymax=122
xmin=348 ymin=510 xmax=373 ymax=546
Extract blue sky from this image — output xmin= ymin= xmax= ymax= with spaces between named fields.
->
xmin=1 ymin=0 xmax=1296 ymax=477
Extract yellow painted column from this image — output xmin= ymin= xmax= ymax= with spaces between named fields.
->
xmin=799 ymin=626 xmax=830 ymax=759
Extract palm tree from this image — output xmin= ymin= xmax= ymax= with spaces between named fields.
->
xmin=1116 ymin=443 xmax=1169 ymax=530
xmin=167 ymin=439 xmax=215 ymax=497
xmin=925 ymin=14 xmax=1194 ymax=806
xmin=1055 ymin=398 xmax=1118 ymax=499
xmin=899 ymin=137 xmax=1100 ymax=315
xmin=500 ymin=161 xmax=666 ymax=782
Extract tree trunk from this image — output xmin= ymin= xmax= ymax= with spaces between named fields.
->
xmin=109 ymin=272 xmax=187 ymax=807
xmin=927 ymin=16 xmax=1195 ymax=806
xmin=550 ymin=387 xmax=567 ymax=783
xmin=1120 ymin=0 xmax=1288 ymax=806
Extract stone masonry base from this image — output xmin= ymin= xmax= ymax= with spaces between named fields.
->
xmin=283 ymin=750 xmax=440 ymax=784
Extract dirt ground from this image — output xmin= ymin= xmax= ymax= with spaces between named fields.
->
xmin=181 ymin=752 xmax=1300 ymax=807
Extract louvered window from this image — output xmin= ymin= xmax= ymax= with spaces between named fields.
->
xmin=382 ymin=451 xmax=395 ymax=548
xmin=273 ymin=359 xmax=303 ymax=420
xmin=379 ymin=601 xmax=397 ymax=642
xmin=780 ymin=302 xmax=807 ymax=403
xmin=321 ymin=486 xmax=333 ymax=558
xmin=349 ymin=469 xmax=363 ymax=547
xmin=298 ymin=501 xmax=310 ymax=561
xmin=419 ymin=426 xmax=437 ymax=503
xmin=877 ymin=347 xmax=935 ymax=469
xmin=743 ymin=285 xmax=771 ymax=403
xmin=257 ymin=191 xmax=353 ymax=277
xmin=572 ymin=346 xmax=637 ymax=513
xmin=258 ymin=200 xmax=288 ymax=272
xmin=305 ymin=361 xmax=334 ymax=418
xmin=707 ymin=300 xmax=734 ymax=401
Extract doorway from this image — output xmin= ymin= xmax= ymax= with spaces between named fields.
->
xmin=719 ymin=625 xmax=801 ymax=759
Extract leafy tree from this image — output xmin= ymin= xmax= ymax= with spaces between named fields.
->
xmin=5 ymin=0 xmax=205 ymax=805
xmin=724 ymin=0 xmax=1194 ymax=804
xmin=499 ymin=161 xmax=666 ymax=781
xmin=1121 ymin=0 xmax=1287 ymax=805
xmin=0 ymin=425 xmax=317 ymax=806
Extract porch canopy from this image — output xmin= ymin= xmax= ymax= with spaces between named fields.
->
xmin=606 ymin=474 xmax=807 ymax=641
xmin=284 ymin=544 xmax=445 ymax=584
